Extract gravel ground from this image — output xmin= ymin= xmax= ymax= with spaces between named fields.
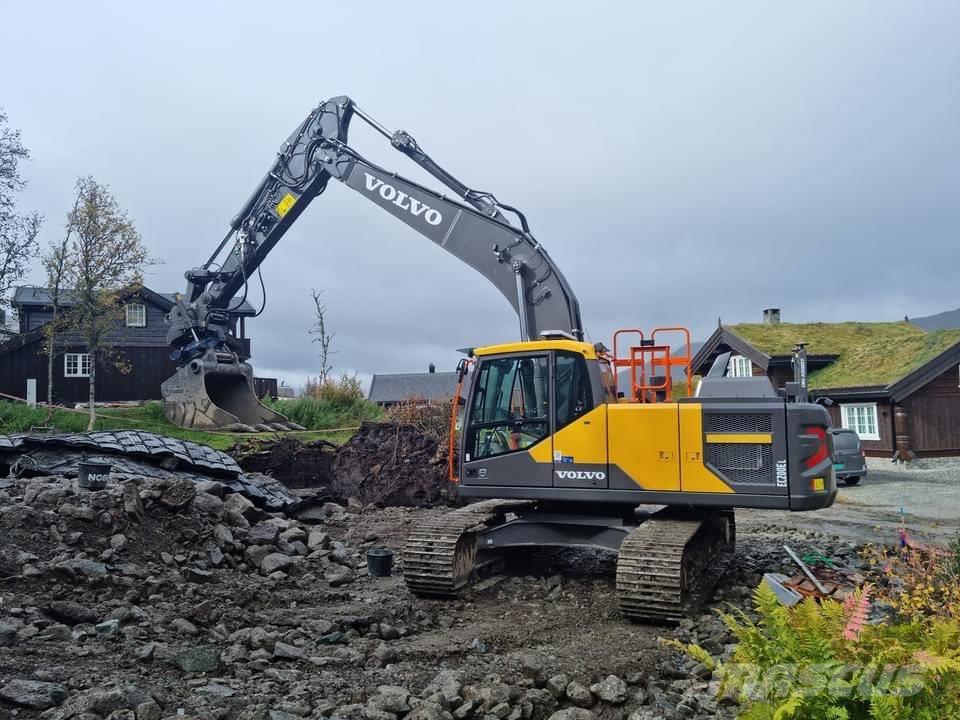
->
xmin=739 ymin=456 xmax=960 ymax=545
xmin=0 ymin=471 xmax=877 ymax=720
xmin=2 ymin=452 xmax=957 ymax=720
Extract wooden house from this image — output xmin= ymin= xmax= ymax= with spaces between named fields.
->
xmin=692 ymin=314 xmax=960 ymax=458
xmin=0 ymin=285 xmax=259 ymax=405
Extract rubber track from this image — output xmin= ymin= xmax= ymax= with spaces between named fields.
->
xmin=403 ymin=499 xmax=530 ymax=597
xmin=616 ymin=509 xmax=735 ymax=623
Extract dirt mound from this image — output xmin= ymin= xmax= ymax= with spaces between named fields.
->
xmin=230 ymin=436 xmax=336 ymax=488
xmin=230 ymin=418 xmax=458 ymax=508
xmin=329 ymin=422 xmax=458 ymax=507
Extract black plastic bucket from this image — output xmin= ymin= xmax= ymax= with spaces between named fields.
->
xmin=366 ymin=548 xmax=395 ymax=577
xmin=78 ymin=460 xmax=111 ymax=490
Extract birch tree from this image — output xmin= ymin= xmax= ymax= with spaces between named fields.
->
xmin=62 ymin=177 xmax=152 ymax=429
xmin=40 ymin=192 xmax=80 ymax=419
xmin=0 ymin=108 xmax=42 ymax=308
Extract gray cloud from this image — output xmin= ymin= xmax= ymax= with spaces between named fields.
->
xmin=2 ymin=2 xmax=958 ymax=389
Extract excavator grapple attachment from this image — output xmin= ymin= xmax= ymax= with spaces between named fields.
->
xmin=161 ymin=350 xmax=304 ymax=433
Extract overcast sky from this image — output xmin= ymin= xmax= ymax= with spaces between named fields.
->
xmin=2 ymin=2 xmax=958 ymax=390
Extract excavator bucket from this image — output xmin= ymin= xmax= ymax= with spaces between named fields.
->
xmin=161 ymin=351 xmax=305 ymax=433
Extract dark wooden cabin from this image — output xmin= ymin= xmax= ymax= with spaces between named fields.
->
xmin=0 ymin=285 xmax=259 ymax=405
xmin=692 ymin=316 xmax=960 ymax=458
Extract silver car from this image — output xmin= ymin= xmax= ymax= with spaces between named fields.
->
xmin=829 ymin=428 xmax=868 ymax=486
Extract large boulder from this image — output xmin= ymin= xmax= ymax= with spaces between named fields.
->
xmin=0 ymin=680 xmax=67 ymax=709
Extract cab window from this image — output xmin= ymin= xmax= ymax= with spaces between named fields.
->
xmin=555 ymin=352 xmax=592 ymax=430
xmin=466 ymin=355 xmax=549 ymax=460
xmin=598 ymin=361 xmax=617 ymax=402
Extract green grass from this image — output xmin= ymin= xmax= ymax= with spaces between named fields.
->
xmin=0 ymin=400 xmax=359 ymax=451
xmin=262 ymin=395 xmax=382 ymax=430
xmin=728 ymin=321 xmax=960 ymax=388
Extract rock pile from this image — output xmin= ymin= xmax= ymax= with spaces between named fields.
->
xmin=0 ymin=452 xmax=872 ymax=720
xmin=0 ymin=430 xmax=302 ymax=514
xmin=0 ymin=468 xmax=422 ymax=719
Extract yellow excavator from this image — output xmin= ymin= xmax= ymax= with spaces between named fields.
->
xmin=162 ymin=96 xmax=837 ymax=621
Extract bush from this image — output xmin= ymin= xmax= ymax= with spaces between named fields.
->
xmin=668 ymin=583 xmax=960 ymax=719
xmin=264 ymin=375 xmax=381 ymax=431
xmin=383 ymin=396 xmax=451 ymax=443
xmin=304 ymin=373 xmax=365 ymax=405
xmin=863 ymin=539 xmax=960 ymax=622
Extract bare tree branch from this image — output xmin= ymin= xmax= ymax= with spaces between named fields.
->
xmin=309 ymin=288 xmax=336 ymax=387
xmin=0 ymin=108 xmax=42 ymax=308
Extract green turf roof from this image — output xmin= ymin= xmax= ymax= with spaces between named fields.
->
xmin=726 ymin=322 xmax=960 ymax=389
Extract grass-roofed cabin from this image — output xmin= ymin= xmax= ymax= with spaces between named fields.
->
xmin=692 ymin=319 xmax=960 ymax=458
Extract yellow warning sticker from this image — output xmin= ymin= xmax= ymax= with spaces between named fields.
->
xmin=276 ymin=193 xmax=297 ymax=218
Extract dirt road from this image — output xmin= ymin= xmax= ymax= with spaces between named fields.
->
xmin=739 ymin=457 xmax=960 ymax=546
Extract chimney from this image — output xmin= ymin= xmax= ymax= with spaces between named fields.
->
xmin=762 ymin=308 xmax=781 ymax=325
xmin=428 ymin=363 xmax=436 ymax=374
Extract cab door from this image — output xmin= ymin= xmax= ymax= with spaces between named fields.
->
xmin=551 ymin=351 xmax=609 ymax=489
xmin=461 ymin=353 xmax=553 ymax=487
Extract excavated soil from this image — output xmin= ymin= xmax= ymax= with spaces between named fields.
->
xmin=329 ymin=423 xmax=454 ymax=508
xmin=230 ymin=437 xmax=337 ymax=490
xmin=231 ymin=423 xmax=455 ymax=508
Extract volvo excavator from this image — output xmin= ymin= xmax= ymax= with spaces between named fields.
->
xmin=162 ymin=96 xmax=838 ymax=622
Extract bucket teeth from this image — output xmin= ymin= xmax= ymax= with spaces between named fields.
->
xmin=221 ymin=423 xmax=258 ymax=433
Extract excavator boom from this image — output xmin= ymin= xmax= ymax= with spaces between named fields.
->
xmin=163 ymin=96 xmax=582 ymax=431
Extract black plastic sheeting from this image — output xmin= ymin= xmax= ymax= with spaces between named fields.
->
xmin=0 ymin=430 xmax=240 ymax=475
xmin=0 ymin=431 xmax=301 ymax=514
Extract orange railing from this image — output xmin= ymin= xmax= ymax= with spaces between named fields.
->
xmin=610 ymin=326 xmax=693 ymax=402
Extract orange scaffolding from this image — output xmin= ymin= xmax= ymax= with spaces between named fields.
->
xmin=610 ymin=327 xmax=693 ymax=402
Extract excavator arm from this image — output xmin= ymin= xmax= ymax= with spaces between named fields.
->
xmin=163 ymin=96 xmax=582 ymax=431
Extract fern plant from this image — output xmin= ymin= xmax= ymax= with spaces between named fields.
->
xmin=666 ymin=584 xmax=960 ymax=720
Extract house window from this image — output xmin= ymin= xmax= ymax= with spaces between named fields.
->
xmin=840 ymin=403 xmax=880 ymax=441
xmin=64 ymin=353 xmax=91 ymax=378
xmin=126 ymin=303 xmax=146 ymax=327
xmin=728 ymin=355 xmax=753 ymax=377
